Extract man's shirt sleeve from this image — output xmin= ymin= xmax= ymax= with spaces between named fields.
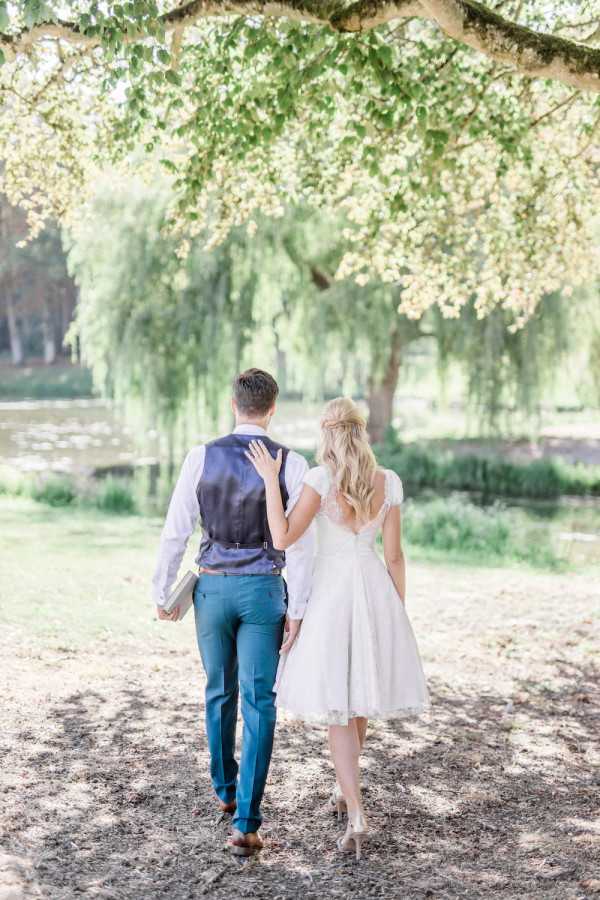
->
xmin=151 ymin=445 xmax=204 ymax=606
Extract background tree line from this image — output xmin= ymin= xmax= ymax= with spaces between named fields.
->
xmin=2 ymin=172 xmax=597 ymax=457
xmin=0 ymin=194 xmax=77 ymax=366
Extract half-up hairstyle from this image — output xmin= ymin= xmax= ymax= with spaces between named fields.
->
xmin=317 ymin=397 xmax=378 ymax=523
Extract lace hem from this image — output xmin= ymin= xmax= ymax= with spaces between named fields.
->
xmin=275 ymin=703 xmax=431 ymax=726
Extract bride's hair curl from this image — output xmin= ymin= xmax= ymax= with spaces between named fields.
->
xmin=317 ymin=397 xmax=378 ymax=523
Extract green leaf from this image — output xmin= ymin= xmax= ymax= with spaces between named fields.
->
xmin=157 ymin=47 xmax=170 ymax=65
xmin=165 ymin=69 xmax=181 ymax=86
xmin=244 ymin=41 xmax=262 ymax=60
xmin=427 ymin=128 xmax=449 ymax=144
xmin=0 ymin=48 xmax=4 ymax=66
xmin=24 ymin=3 xmax=39 ymax=29
xmin=0 ymin=3 xmax=10 ymax=31
xmin=378 ymin=45 xmax=393 ymax=69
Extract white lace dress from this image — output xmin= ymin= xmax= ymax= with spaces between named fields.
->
xmin=275 ymin=466 xmax=430 ymax=725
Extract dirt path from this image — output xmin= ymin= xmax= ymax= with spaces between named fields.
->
xmin=1 ymin=564 xmax=599 ymax=900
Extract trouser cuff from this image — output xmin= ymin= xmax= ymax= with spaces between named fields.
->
xmin=232 ymin=816 xmax=261 ymax=834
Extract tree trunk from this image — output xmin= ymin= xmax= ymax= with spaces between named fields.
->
xmin=5 ymin=291 xmax=24 ymax=365
xmin=41 ymin=283 xmax=57 ymax=364
xmin=367 ymin=327 xmax=403 ymax=443
xmin=0 ymin=202 xmax=24 ymax=365
xmin=272 ymin=310 xmax=288 ymax=394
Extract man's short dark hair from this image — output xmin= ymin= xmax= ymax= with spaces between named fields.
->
xmin=233 ymin=369 xmax=279 ymax=416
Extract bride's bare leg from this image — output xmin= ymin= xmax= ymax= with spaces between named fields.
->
xmin=328 ymin=720 xmax=362 ymax=817
xmin=356 ymin=716 xmax=368 ymax=751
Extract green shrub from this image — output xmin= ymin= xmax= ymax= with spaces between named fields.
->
xmin=375 ymin=438 xmax=600 ymax=500
xmin=30 ymin=476 xmax=77 ymax=507
xmin=93 ymin=477 xmax=136 ymax=514
xmin=403 ymin=496 xmax=561 ymax=568
xmin=404 ymin=497 xmax=512 ymax=556
xmin=387 ymin=445 xmax=443 ymax=490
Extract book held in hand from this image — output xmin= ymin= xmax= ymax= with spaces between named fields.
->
xmin=163 ymin=570 xmax=198 ymax=621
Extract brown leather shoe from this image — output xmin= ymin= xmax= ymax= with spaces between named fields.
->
xmin=217 ymin=796 xmax=236 ymax=814
xmin=227 ymin=829 xmax=263 ymax=857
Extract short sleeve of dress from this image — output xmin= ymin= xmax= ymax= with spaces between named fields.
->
xmin=303 ymin=465 xmax=331 ymax=498
xmin=385 ymin=469 xmax=404 ymax=506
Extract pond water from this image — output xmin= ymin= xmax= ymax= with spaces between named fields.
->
xmin=0 ymin=398 xmax=324 ymax=475
xmin=0 ymin=400 xmax=138 ymax=474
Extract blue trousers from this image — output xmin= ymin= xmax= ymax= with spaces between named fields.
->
xmin=193 ymin=573 xmax=286 ymax=833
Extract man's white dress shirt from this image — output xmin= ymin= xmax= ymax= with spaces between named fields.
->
xmin=152 ymin=424 xmax=314 ymax=619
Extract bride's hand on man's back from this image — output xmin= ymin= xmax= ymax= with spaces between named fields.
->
xmin=245 ymin=440 xmax=282 ymax=481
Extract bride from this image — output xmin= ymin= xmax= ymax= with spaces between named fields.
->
xmin=246 ymin=397 xmax=429 ymax=859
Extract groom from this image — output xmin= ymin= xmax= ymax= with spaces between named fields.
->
xmin=152 ymin=369 xmax=313 ymax=855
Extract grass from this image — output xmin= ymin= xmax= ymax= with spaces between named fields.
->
xmin=0 ymin=495 xmax=187 ymax=648
xmin=0 ymin=492 xmax=591 ymax=665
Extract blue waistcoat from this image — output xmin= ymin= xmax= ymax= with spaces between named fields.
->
xmin=195 ymin=433 xmax=289 ymax=574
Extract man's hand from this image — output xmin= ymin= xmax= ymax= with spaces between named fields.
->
xmin=280 ymin=617 xmax=301 ymax=653
xmin=157 ymin=605 xmax=179 ymax=622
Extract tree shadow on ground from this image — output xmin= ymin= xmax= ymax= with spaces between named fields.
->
xmin=2 ymin=656 xmax=599 ymax=900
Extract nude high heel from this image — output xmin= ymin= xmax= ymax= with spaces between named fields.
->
xmin=337 ymin=809 xmax=368 ymax=861
xmin=328 ymin=784 xmax=347 ymax=821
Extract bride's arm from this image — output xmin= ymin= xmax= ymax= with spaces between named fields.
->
xmin=382 ymin=506 xmax=406 ymax=603
xmin=246 ymin=440 xmax=321 ymax=549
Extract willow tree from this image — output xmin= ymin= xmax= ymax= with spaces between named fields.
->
xmin=65 ymin=173 xmax=275 ymax=460
xmin=271 ymin=207 xmax=581 ymax=438
xmin=66 ymin=186 xmax=585 ymax=449
xmin=1 ymin=1 xmax=600 ymax=418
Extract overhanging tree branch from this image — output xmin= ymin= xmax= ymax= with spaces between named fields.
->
xmin=417 ymin=0 xmax=600 ymax=92
xmin=0 ymin=0 xmax=330 ymax=60
xmin=1 ymin=0 xmax=600 ymax=93
xmin=330 ymin=0 xmax=425 ymax=30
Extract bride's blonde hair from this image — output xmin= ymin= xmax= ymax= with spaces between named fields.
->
xmin=317 ymin=397 xmax=378 ymax=523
